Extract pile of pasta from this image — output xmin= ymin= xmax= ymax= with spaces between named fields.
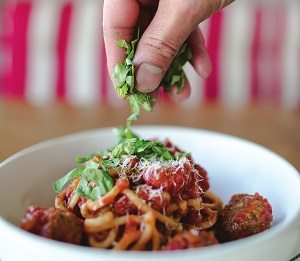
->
xmin=54 ymin=142 xmax=223 ymax=250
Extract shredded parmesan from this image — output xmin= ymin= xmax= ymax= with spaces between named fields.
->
xmin=116 ymin=155 xmax=205 ymax=197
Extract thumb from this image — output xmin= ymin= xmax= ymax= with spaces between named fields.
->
xmin=133 ymin=0 xmax=235 ymax=93
xmin=133 ymin=1 xmax=200 ymax=93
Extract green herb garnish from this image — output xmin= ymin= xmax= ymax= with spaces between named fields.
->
xmin=53 ymin=160 xmax=115 ymax=201
xmin=53 ymin=166 xmax=85 ymax=193
xmin=111 ymin=138 xmax=173 ymax=160
xmin=75 ymin=164 xmax=114 ymax=201
xmin=112 ymin=30 xmax=154 ymax=124
xmin=161 ymin=43 xmax=192 ymax=93
xmin=113 ymin=29 xmax=192 ymax=124
xmin=53 ymin=127 xmax=174 ymax=200
xmin=174 ymin=152 xmax=191 ymax=160
xmin=113 ymin=125 xmax=139 ymax=143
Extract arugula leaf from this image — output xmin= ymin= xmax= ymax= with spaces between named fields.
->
xmin=53 ymin=160 xmax=115 ymax=200
xmin=75 ymin=178 xmax=100 ymax=201
xmin=53 ymin=166 xmax=85 ymax=193
xmin=78 ymin=165 xmax=114 ymax=200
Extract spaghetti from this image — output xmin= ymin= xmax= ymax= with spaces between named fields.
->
xmin=52 ymin=135 xmax=222 ymax=250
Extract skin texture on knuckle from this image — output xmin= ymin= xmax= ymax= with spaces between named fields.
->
xmin=140 ymin=35 xmax=179 ymax=62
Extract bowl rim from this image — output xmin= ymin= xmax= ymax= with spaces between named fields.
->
xmin=1 ymin=125 xmax=300 ymax=258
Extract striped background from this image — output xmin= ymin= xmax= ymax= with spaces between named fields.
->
xmin=0 ymin=0 xmax=299 ymax=108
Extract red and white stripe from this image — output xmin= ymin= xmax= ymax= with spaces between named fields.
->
xmin=220 ymin=1 xmax=253 ymax=107
xmin=0 ymin=0 xmax=299 ymax=108
xmin=66 ymin=0 xmax=101 ymax=106
xmin=282 ymin=0 xmax=300 ymax=108
xmin=25 ymin=0 xmax=60 ymax=105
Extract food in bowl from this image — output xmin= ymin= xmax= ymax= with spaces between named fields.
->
xmin=20 ymin=128 xmax=273 ymax=250
xmin=1 ymin=126 xmax=299 ymax=260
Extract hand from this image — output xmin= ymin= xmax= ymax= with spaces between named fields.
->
xmin=103 ymin=0 xmax=234 ymax=101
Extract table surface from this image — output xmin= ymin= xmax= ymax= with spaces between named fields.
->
xmin=1 ymin=100 xmax=299 ymax=171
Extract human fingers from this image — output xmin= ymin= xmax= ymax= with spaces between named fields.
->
xmin=169 ymin=78 xmax=191 ymax=102
xmin=103 ymin=0 xmax=140 ymax=81
xmin=188 ymin=27 xmax=212 ymax=79
xmin=133 ymin=0 xmax=234 ymax=93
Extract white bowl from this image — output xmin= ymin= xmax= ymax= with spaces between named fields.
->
xmin=0 ymin=126 xmax=300 ymax=261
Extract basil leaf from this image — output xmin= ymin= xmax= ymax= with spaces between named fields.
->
xmin=75 ymin=179 xmax=101 ymax=201
xmin=53 ymin=166 xmax=85 ymax=193
xmin=102 ymin=171 xmax=114 ymax=191
xmin=74 ymin=167 xmax=115 ymax=200
xmin=86 ymin=161 xmax=99 ymax=169
xmin=113 ymin=126 xmax=139 ymax=143
xmin=76 ymin=156 xmax=89 ymax=163
xmin=111 ymin=138 xmax=173 ymax=160
xmin=113 ymin=64 xmax=130 ymax=93
xmin=117 ymin=39 xmax=131 ymax=51
xmin=100 ymin=158 xmax=120 ymax=170
xmin=161 ymin=43 xmax=192 ymax=94
xmin=113 ymin=30 xmax=192 ymax=126
xmin=53 ymin=159 xmax=115 ymax=201
xmin=113 ymin=30 xmax=155 ymax=125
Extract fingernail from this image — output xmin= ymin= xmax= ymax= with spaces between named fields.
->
xmin=136 ymin=63 xmax=163 ymax=93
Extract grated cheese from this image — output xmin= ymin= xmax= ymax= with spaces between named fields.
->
xmin=116 ymin=155 xmax=206 ymax=196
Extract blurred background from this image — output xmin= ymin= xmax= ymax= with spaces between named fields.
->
xmin=0 ymin=0 xmax=299 ymax=169
xmin=0 ymin=0 xmax=299 ymax=108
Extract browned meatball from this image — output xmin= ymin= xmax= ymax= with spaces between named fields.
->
xmin=215 ymin=193 xmax=273 ymax=242
xmin=112 ymin=195 xmax=137 ymax=216
xmin=21 ymin=206 xmax=83 ymax=244
xmin=142 ymin=162 xmax=192 ymax=195
xmin=136 ymin=185 xmax=171 ymax=211
xmin=164 ymin=230 xmax=218 ymax=250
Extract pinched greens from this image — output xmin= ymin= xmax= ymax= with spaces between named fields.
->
xmin=112 ymin=30 xmax=154 ymax=123
xmin=161 ymin=43 xmax=192 ymax=94
xmin=113 ymin=30 xmax=192 ymax=123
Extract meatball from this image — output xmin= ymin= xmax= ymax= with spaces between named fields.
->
xmin=142 ymin=162 xmax=192 ymax=195
xmin=215 ymin=193 xmax=273 ymax=242
xmin=182 ymin=164 xmax=210 ymax=199
xmin=112 ymin=195 xmax=137 ymax=216
xmin=164 ymin=230 xmax=218 ymax=250
xmin=136 ymin=185 xmax=171 ymax=211
xmin=21 ymin=206 xmax=83 ymax=244
xmin=193 ymin=164 xmax=210 ymax=193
